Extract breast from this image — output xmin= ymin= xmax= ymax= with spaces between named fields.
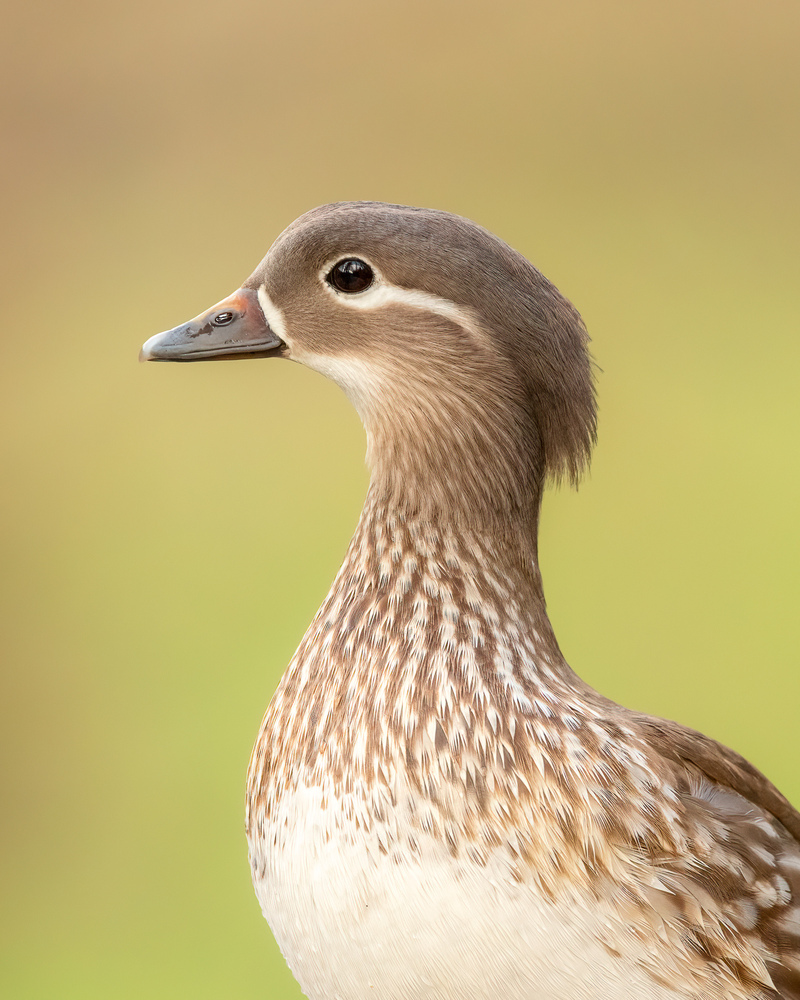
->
xmin=247 ymin=777 xmax=708 ymax=1000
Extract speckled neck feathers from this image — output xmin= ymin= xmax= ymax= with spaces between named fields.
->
xmin=247 ymin=485 xmax=568 ymax=805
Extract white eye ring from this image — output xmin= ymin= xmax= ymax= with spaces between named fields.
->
xmin=327 ymin=258 xmax=375 ymax=294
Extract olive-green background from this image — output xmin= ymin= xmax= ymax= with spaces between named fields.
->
xmin=2 ymin=1 xmax=798 ymax=996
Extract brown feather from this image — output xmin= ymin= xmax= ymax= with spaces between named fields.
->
xmin=151 ymin=201 xmax=800 ymax=1000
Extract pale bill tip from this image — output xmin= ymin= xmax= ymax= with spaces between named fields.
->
xmin=139 ymin=330 xmax=168 ymax=362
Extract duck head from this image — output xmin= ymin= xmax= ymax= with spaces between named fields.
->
xmin=142 ymin=202 xmax=596 ymax=527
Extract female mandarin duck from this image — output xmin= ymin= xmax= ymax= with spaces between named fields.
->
xmin=142 ymin=202 xmax=800 ymax=1000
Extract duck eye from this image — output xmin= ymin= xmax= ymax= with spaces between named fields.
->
xmin=327 ymin=259 xmax=374 ymax=293
xmin=212 ymin=311 xmax=235 ymax=326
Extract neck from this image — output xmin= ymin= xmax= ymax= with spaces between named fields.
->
xmin=247 ymin=472 xmax=673 ymax=897
xmin=246 ymin=483 xmax=616 ymax=867
xmin=356 ymin=361 xmax=547 ymax=529
xmin=256 ymin=487 xmax=588 ymax=786
xmin=338 ymin=486 xmax=572 ymax=681
xmin=347 ymin=485 xmax=547 ymax=616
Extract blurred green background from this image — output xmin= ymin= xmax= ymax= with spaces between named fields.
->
xmin=2 ymin=0 xmax=798 ymax=996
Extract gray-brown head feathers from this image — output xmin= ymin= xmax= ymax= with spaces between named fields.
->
xmin=246 ymin=202 xmax=597 ymax=521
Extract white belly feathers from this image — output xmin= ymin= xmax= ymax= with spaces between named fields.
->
xmin=249 ymin=780 xmax=689 ymax=1000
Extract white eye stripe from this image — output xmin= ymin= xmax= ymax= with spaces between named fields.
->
xmin=319 ymin=257 xmax=484 ymax=343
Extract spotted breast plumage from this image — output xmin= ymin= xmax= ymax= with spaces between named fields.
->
xmin=142 ymin=202 xmax=800 ymax=1000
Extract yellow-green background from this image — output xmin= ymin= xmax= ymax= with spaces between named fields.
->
xmin=2 ymin=1 xmax=798 ymax=996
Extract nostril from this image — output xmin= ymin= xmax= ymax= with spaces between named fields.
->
xmin=212 ymin=311 xmax=235 ymax=327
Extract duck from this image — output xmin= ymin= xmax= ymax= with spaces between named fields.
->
xmin=141 ymin=201 xmax=800 ymax=1000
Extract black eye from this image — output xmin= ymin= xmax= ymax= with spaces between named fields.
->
xmin=212 ymin=311 xmax=235 ymax=326
xmin=327 ymin=258 xmax=374 ymax=293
